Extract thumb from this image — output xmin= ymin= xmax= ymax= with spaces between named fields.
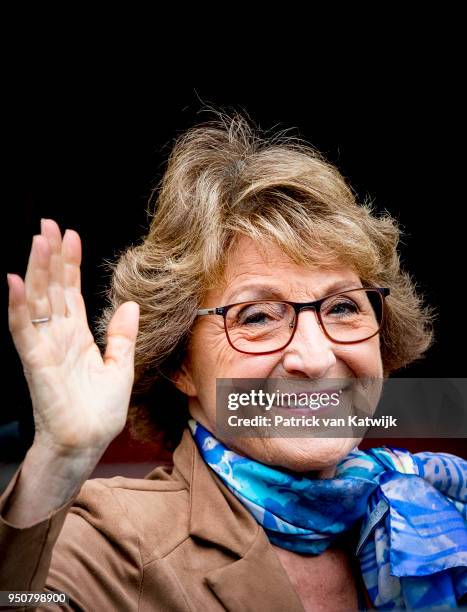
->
xmin=104 ymin=301 xmax=140 ymax=369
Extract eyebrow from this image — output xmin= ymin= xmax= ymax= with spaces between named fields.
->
xmin=224 ymin=279 xmax=363 ymax=303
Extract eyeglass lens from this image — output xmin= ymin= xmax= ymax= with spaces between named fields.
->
xmin=225 ymin=289 xmax=383 ymax=354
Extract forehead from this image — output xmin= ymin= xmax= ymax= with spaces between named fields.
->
xmin=217 ymin=236 xmax=360 ymax=299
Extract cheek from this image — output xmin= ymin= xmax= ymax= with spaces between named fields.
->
xmin=190 ymin=325 xmax=283 ymax=410
xmin=192 ymin=323 xmax=281 ymax=379
xmin=189 ymin=325 xmax=242 ymax=404
xmin=335 ymin=336 xmax=383 ymax=377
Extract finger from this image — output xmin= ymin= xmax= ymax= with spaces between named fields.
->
xmin=41 ymin=218 xmax=66 ymax=316
xmin=24 ymin=235 xmax=52 ymax=321
xmin=62 ymin=228 xmax=88 ymax=322
xmin=103 ymin=302 xmax=140 ymax=372
xmin=7 ymin=273 xmax=39 ymax=356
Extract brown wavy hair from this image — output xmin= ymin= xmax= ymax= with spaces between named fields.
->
xmin=97 ymin=111 xmax=434 ymax=451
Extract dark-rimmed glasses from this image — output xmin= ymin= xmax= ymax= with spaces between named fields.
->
xmin=196 ymin=287 xmax=390 ymax=355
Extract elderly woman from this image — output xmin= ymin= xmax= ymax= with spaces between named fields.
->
xmin=1 ymin=115 xmax=466 ymax=611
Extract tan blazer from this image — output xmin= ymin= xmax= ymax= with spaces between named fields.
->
xmin=0 ymin=427 xmax=369 ymax=611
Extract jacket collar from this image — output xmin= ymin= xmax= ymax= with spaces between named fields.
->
xmin=171 ymin=426 xmax=305 ymax=611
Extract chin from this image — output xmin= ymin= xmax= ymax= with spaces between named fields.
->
xmin=233 ymin=436 xmax=361 ymax=474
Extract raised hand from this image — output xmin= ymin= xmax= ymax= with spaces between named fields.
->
xmin=7 ymin=219 xmax=139 ymax=457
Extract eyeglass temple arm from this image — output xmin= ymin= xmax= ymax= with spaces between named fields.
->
xmin=197 ymin=307 xmax=224 ymax=316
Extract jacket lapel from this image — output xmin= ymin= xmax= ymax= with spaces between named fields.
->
xmin=171 ymin=428 xmax=304 ymax=611
xmin=205 ymin=532 xmax=305 ymax=612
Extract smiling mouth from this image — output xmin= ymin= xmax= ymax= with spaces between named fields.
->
xmin=274 ymin=386 xmax=349 ymax=398
xmin=290 ymin=388 xmax=345 ymax=396
xmin=273 ymin=388 xmax=349 ymax=413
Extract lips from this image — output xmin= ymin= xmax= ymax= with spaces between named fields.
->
xmin=290 ymin=389 xmax=344 ymax=397
xmin=275 ymin=389 xmax=349 ymax=415
xmin=281 ymin=388 xmax=348 ymax=401
xmin=263 ymin=382 xmax=351 ymax=396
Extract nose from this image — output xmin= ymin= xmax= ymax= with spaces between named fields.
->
xmin=281 ymin=309 xmax=337 ymax=378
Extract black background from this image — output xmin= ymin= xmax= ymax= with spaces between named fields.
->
xmin=2 ymin=30 xmax=465 ymax=459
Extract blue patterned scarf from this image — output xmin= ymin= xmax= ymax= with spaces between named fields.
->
xmin=188 ymin=419 xmax=467 ymax=610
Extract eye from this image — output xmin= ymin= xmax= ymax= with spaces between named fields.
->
xmin=324 ymin=299 xmax=359 ymax=317
xmin=244 ymin=313 xmax=268 ymax=325
xmin=236 ymin=303 xmax=286 ymax=325
xmin=239 ymin=308 xmax=273 ymax=325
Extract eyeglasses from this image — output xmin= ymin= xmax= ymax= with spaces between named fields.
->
xmin=196 ymin=287 xmax=390 ymax=355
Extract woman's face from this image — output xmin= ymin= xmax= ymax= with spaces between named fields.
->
xmin=175 ymin=236 xmax=384 ymax=476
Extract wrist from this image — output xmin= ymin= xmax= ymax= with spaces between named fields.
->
xmin=27 ymin=439 xmax=107 ymax=481
xmin=1 ymin=442 xmax=106 ymax=527
xmin=32 ymin=432 xmax=109 ymax=461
